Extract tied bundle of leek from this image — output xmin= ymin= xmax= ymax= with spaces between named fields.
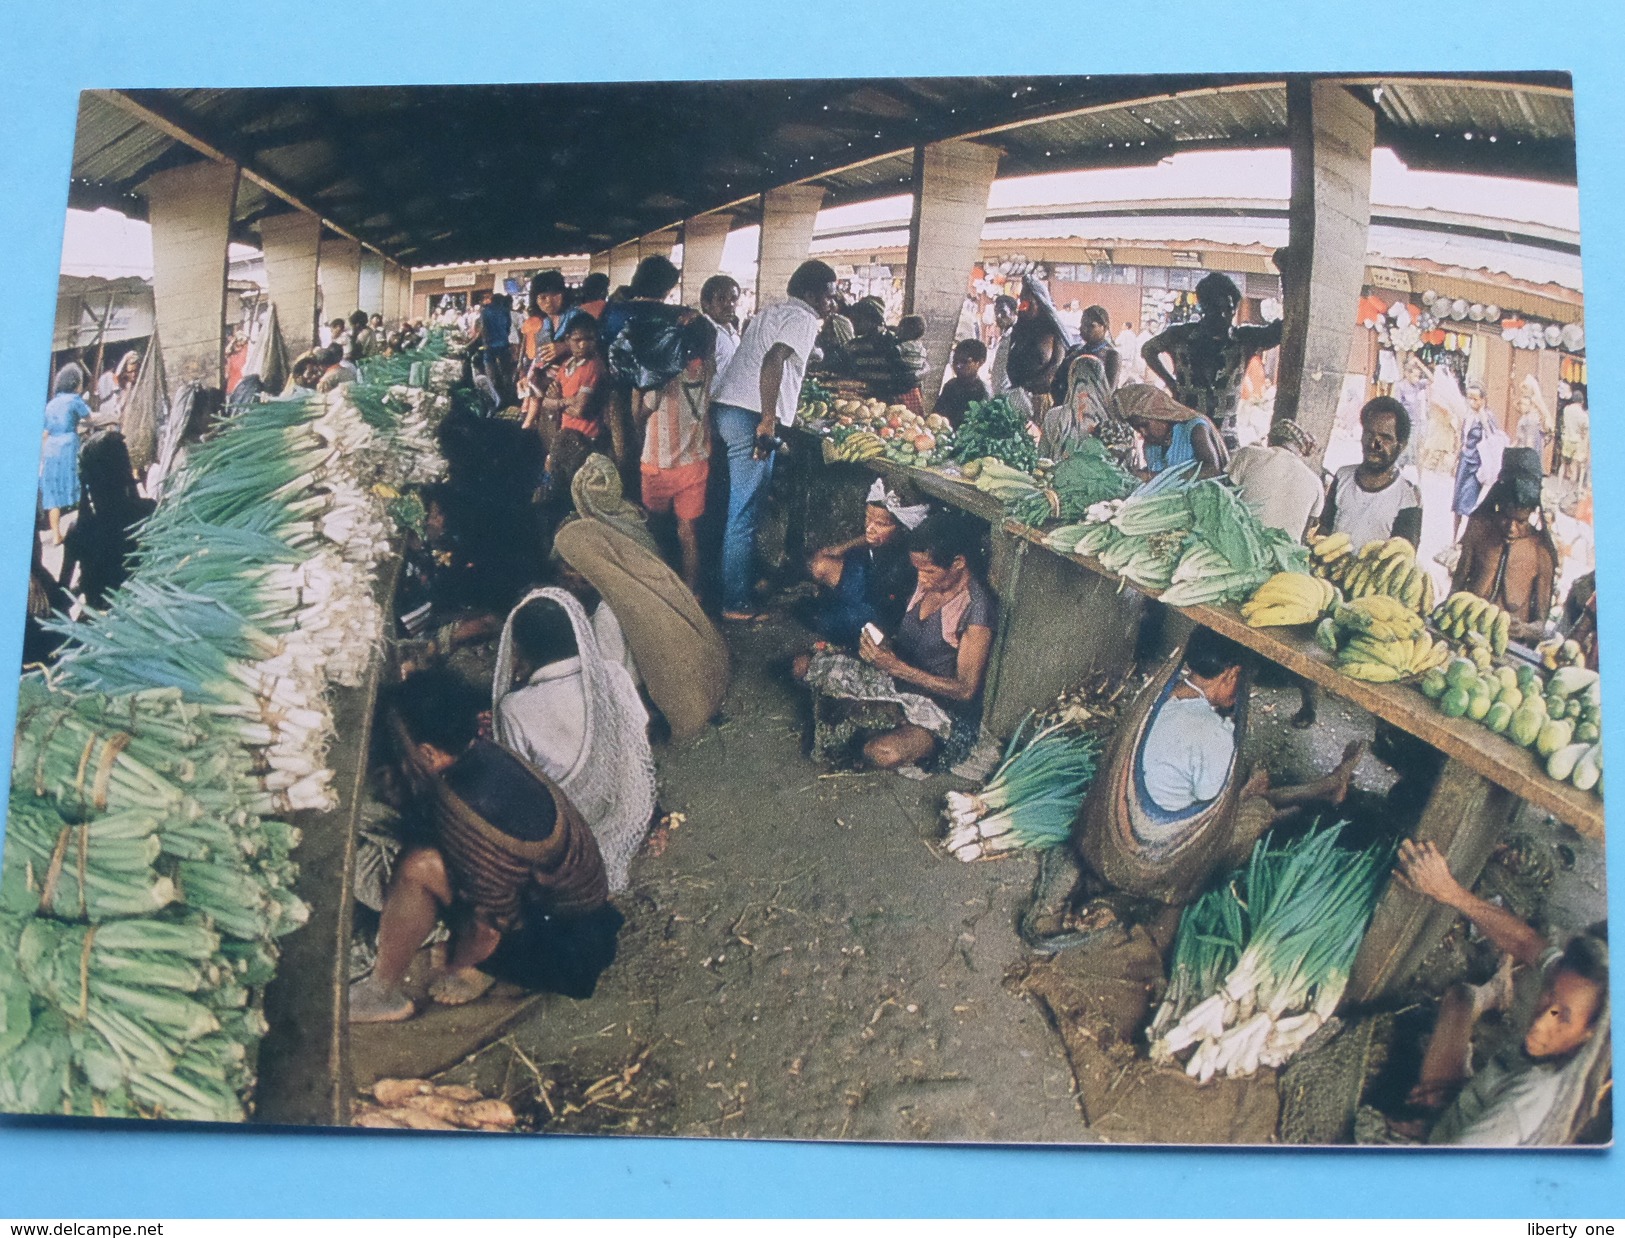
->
xmin=12 ymin=917 xmax=264 ymax=1124
xmin=1147 ymin=822 xmax=1391 ymax=1081
xmin=0 ymin=366 xmax=422 ymax=1121
xmin=943 ymin=715 xmax=1098 ymax=861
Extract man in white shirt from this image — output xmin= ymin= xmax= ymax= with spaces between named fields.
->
xmin=700 ymin=274 xmax=742 ymax=378
xmin=709 ymin=259 xmax=839 ymax=621
xmin=1228 ymin=417 xmax=1325 ymax=540
xmin=1319 ymin=396 xmax=1423 ymax=551
xmin=987 ymin=295 xmax=1031 ymax=418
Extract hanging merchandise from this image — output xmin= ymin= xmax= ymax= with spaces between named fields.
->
xmin=1376 ymin=349 xmax=1401 ymax=385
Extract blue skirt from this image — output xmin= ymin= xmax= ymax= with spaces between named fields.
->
xmin=39 ymin=433 xmax=80 ymax=511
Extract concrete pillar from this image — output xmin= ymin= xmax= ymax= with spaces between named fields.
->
xmin=359 ymin=252 xmax=385 ymax=318
xmin=608 ymin=243 xmax=639 ymax=290
xmin=757 ymin=184 xmax=826 ymax=307
xmin=144 ymin=159 xmax=240 ymax=394
xmin=318 ymin=235 xmax=362 ymax=324
xmin=904 ymin=139 xmax=1001 ymax=412
xmin=257 ymin=210 xmax=322 ymax=357
xmin=394 ymin=263 xmax=410 ymax=323
xmin=589 ymin=251 xmax=610 ymax=279
xmin=379 ymin=263 xmax=397 ymax=326
xmin=680 ymin=214 xmax=733 ymax=305
xmin=1276 ymin=78 xmax=1375 ymax=468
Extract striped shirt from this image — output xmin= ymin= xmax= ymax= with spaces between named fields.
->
xmin=642 ymin=371 xmax=713 ymax=471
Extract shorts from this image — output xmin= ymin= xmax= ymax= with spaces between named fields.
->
xmin=640 ymin=460 xmax=709 ymax=521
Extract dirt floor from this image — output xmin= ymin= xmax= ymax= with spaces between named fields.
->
xmin=349 ymin=611 xmax=1609 ymax=1145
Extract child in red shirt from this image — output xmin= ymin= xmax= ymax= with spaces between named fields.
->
xmin=540 ymin=319 xmax=606 ymax=501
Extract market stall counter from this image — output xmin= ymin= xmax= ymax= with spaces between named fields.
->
xmin=789 ymin=439 xmax=1600 ymax=1005
xmin=252 ymin=558 xmax=398 ymax=1127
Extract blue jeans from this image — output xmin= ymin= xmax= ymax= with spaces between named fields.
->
xmin=713 ymin=402 xmax=775 ymax=613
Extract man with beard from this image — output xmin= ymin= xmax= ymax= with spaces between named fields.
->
xmin=1318 ymin=396 xmax=1423 ymax=550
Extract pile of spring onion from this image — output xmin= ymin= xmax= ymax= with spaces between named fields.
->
xmin=1147 ymin=822 xmax=1391 ymax=1082
xmin=1044 ymin=461 xmax=1308 ymax=606
xmin=943 ymin=715 xmax=1098 ymax=861
xmin=0 ymin=337 xmax=452 ymax=1122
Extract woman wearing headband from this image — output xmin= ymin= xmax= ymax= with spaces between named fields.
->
xmin=799 ymin=477 xmax=928 ymax=648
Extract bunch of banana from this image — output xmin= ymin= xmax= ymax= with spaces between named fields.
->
xmin=1535 ymin=635 xmax=1588 ymax=670
xmin=824 ymin=431 xmax=886 ymax=463
xmin=1432 ymin=591 xmax=1511 ymax=656
xmin=1240 ymin=572 xmax=1339 ymax=628
xmin=1327 ymin=537 xmax=1435 ymax=614
xmin=1307 ymin=530 xmax=1353 ymax=576
xmin=1335 ymin=629 xmax=1453 ymax=683
xmin=1331 ymin=593 xmax=1426 ymax=642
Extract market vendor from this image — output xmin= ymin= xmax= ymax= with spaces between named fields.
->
xmin=1005 ymin=278 xmax=1074 ymax=411
xmin=796 ymin=476 xmax=927 ymax=649
xmin=1450 ymin=447 xmax=1558 ymax=645
xmin=492 ymin=590 xmax=657 ymax=895
xmin=1041 ymin=352 xmax=1134 ymax=465
xmin=933 ymin=339 xmax=990 ymax=428
xmin=1115 ymin=383 xmax=1228 ymax=481
xmin=1318 ymin=396 xmax=1422 ymax=550
xmin=1077 ymin=628 xmax=1363 ymax=909
xmin=800 ymin=510 xmax=996 ymax=773
xmin=349 ymin=668 xmax=624 ymax=1023
xmin=1391 ymin=839 xmax=1608 ymax=1146
xmin=1078 ymin=305 xmax=1120 ymax=390
xmin=832 ymin=298 xmax=918 ymax=405
xmin=1227 ymin=417 xmax=1324 ymax=540
xmin=1140 ymin=272 xmax=1282 ymax=449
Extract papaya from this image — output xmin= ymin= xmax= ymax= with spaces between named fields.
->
xmin=1536 ymin=718 xmax=1575 ymax=759
xmin=1445 ymin=658 xmax=1479 ymax=692
xmin=1495 ymin=686 xmax=1523 ymax=712
xmin=1510 ymin=704 xmax=1546 ymax=748
xmin=1575 ymin=721 xmax=1600 ymax=744
xmin=1419 ymin=669 xmax=1449 ymax=700
xmin=1547 ymin=695 xmax=1569 ymax=720
xmin=1466 ymin=689 xmax=1494 ymax=722
xmin=1515 ymin=664 xmax=1539 ymax=694
xmin=1546 ymin=742 xmax=1590 ymax=782
xmin=1440 ymin=686 xmax=1471 ymax=719
xmin=1485 ymin=701 xmax=1513 ymax=735
xmin=1496 ymin=666 xmax=1519 ymax=692
xmin=1572 ymin=745 xmax=1602 ymax=792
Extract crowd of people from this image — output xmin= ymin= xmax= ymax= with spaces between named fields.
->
xmin=30 ymin=252 xmax=1604 ymax=1145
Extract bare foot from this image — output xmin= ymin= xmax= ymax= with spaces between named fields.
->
xmin=1473 ymin=953 xmax=1517 ymax=1017
xmin=349 ymin=978 xmax=415 ymax=1024
xmin=1290 ymin=705 xmax=1317 ymax=730
xmin=428 ymin=966 xmax=496 ymax=1006
xmin=1325 ymin=741 xmax=1365 ymax=807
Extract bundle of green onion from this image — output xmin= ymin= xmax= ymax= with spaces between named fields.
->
xmin=0 ymin=337 xmax=460 ymax=1121
xmin=1147 ymin=822 xmax=1391 ymax=1081
xmin=942 ymin=715 xmax=1098 ymax=861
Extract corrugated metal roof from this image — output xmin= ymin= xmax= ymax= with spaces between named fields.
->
xmin=66 ymin=74 xmax=1574 ymax=267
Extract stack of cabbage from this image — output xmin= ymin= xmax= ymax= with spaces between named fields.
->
xmin=1147 ymin=823 xmax=1391 ymax=1082
xmin=1044 ymin=461 xmax=1308 ymax=605
xmin=0 ymin=348 xmax=447 ymax=1121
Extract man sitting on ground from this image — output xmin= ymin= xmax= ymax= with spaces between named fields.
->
xmin=1392 ymin=839 xmax=1608 ymax=1145
xmin=350 ymin=668 xmax=623 ymax=1023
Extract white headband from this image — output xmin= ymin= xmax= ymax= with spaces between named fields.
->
xmin=866 ymin=477 xmax=930 ymax=530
